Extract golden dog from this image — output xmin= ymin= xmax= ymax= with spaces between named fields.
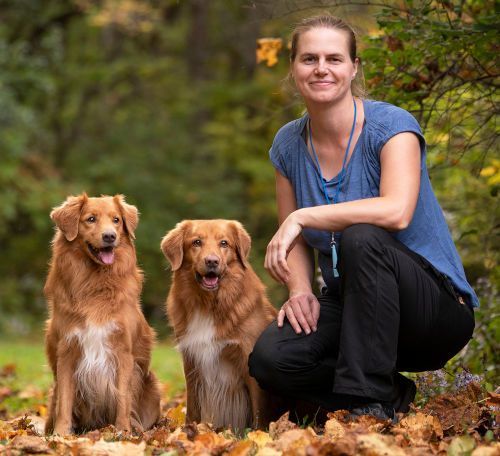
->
xmin=44 ymin=193 xmax=161 ymax=435
xmin=161 ymin=219 xmax=278 ymax=432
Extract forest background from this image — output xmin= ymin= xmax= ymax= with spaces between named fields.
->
xmin=0 ymin=0 xmax=498 ymax=384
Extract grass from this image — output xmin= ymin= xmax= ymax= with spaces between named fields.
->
xmin=0 ymin=337 xmax=185 ymax=415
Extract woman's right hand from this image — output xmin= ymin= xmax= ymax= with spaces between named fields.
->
xmin=278 ymin=291 xmax=320 ymax=335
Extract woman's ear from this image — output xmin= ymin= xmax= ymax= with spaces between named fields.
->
xmin=114 ymin=194 xmax=139 ymax=239
xmin=161 ymin=221 xmax=189 ymax=271
xmin=50 ymin=193 xmax=88 ymax=241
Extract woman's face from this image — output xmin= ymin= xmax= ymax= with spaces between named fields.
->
xmin=290 ymin=27 xmax=358 ymax=105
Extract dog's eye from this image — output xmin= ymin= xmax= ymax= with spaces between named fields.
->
xmin=220 ymin=240 xmax=229 ymax=248
xmin=87 ymin=216 xmax=96 ymax=223
xmin=113 ymin=217 xmax=120 ymax=224
xmin=193 ymin=239 xmax=202 ymax=247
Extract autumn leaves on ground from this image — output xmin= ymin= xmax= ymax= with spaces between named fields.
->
xmin=0 ymin=361 xmax=499 ymax=456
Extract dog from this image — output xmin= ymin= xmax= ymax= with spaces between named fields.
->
xmin=161 ymin=219 xmax=278 ymax=432
xmin=44 ymin=193 xmax=161 ymax=435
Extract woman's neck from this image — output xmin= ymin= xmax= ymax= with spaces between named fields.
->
xmin=306 ymin=95 xmax=357 ymax=144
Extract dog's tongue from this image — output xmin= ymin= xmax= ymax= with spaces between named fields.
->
xmin=202 ymin=275 xmax=218 ymax=288
xmin=99 ymin=249 xmax=115 ymax=265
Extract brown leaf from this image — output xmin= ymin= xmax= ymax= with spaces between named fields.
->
xmin=324 ymin=418 xmax=347 ymax=440
xmin=318 ymin=432 xmax=357 ymax=456
xmin=269 ymin=411 xmax=298 ymax=440
xmin=7 ymin=434 xmax=53 ymax=454
xmin=0 ymin=364 xmax=16 ymax=378
xmin=486 ymin=392 xmax=500 ymax=406
xmin=227 ymin=440 xmax=254 ymax=456
xmin=273 ymin=428 xmax=316 ymax=454
xmin=395 ymin=413 xmax=443 ymax=447
xmin=422 ymin=382 xmax=485 ymax=432
xmin=193 ymin=431 xmax=232 ymax=452
xmin=356 ymin=432 xmax=407 ymax=456
xmin=76 ymin=439 xmax=146 ymax=456
xmin=0 ymin=386 xmax=13 ymax=401
xmin=471 ymin=443 xmax=500 ymax=456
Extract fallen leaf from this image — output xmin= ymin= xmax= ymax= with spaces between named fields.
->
xmin=273 ymin=428 xmax=316 ymax=454
xmin=395 ymin=412 xmax=443 ymax=447
xmin=76 ymin=438 xmax=146 ymax=456
xmin=357 ymin=432 xmax=407 ymax=456
xmin=247 ymin=430 xmax=273 ymax=448
xmin=0 ymin=364 xmax=16 ymax=377
xmin=7 ymin=434 xmax=53 ymax=454
xmin=324 ymin=418 xmax=346 ymax=440
xmin=227 ymin=440 xmax=254 ymax=456
xmin=317 ymin=432 xmax=357 ymax=456
xmin=0 ymin=386 xmax=13 ymax=401
xmin=471 ymin=443 xmax=500 ymax=456
xmin=256 ymin=447 xmax=283 ymax=456
xmin=269 ymin=412 xmax=298 ymax=440
xmin=448 ymin=435 xmax=476 ymax=456
xmin=165 ymin=404 xmax=186 ymax=429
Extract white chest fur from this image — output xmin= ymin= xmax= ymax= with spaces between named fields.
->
xmin=177 ymin=311 xmax=250 ymax=430
xmin=66 ymin=322 xmax=119 ymax=403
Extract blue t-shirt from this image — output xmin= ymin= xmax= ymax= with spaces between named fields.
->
xmin=269 ymin=99 xmax=479 ymax=308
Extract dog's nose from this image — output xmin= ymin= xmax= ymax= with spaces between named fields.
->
xmin=205 ymin=255 xmax=220 ymax=269
xmin=102 ymin=231 xmax=116 ymax=244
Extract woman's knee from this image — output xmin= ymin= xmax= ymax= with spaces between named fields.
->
xmin=340 ymin=224 xmax=388 ymax=254
xmin=248 ymin=322 xmax=317 ymax=394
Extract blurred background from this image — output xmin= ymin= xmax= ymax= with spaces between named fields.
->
xmin=0 ymin=0 xmax=498 ymax=382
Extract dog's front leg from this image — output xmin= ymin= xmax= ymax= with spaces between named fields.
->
xmin=247 ymin=376 xmax=268 ymax=430
xmin=115 ymin=353 xmax=134 ymax=431
xmin=183 ymin=355 xmax=201 ymax=424
xmin=52 ymin=358 xmax=76 ymax=435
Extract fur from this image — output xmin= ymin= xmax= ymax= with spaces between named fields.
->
xmin=161 ymin=219 xmax=279 ymax=432
xmin=44 ymin=193 xmax=161 ymax=435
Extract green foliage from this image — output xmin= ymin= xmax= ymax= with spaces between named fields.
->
xmin=0 ymin=0 xmax=497 ymax=383
xmin=361 ymin=0 xmax=499 ymax=381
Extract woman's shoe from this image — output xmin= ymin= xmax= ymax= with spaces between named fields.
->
xmin=349 ymin=402 xmax=398 ymax=423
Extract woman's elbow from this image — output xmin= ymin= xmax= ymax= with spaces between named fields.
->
xmin=385 ymin=206 xmax=415 ymax=232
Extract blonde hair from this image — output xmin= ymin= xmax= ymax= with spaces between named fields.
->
xmin=288 ymin=14 xmax=366 ymax=98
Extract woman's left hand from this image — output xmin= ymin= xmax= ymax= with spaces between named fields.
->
xmin=265 ymin=212 xmax=303 ymax=284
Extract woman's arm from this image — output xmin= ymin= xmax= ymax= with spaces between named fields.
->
xmin=265 ymin=170 xmax=320 ymax=334
xmin=266 ymin=131 xmax=421 ymax=284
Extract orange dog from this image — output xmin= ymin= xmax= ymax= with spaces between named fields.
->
xmin=161 ymin=219 xmax=278 ymax=432
xmin=44 ymin=193 xmax=161 ymax=435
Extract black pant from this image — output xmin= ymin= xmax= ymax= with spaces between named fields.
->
xmin=249 ymin=224 xmax=475 ymax=410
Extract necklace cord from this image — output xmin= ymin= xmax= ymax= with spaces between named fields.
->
xmin=308 ymin=97 xmax=357 ymax=278
xmin=308 ymin=97 xmax=357 ymax=205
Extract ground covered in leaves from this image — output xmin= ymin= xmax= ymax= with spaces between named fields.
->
xmin=0 ymin=365 xmax=499 ymax=456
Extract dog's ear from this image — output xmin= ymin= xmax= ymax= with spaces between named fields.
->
xmin=50 ymin=193 xmax=88 ymax=241
xmin=229 ymin=221 xmax=251 ymax=269
xmin=114 ymin=194 xmax=139 ymax=239
xmin=161 ymin=221 xmax=188 ymax=271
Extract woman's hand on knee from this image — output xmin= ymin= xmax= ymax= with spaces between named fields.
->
xmin=278 ymin=292 xmax=320 ymax=335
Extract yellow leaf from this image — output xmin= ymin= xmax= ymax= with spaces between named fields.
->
xmin=480 ymin=166 xmax=497 ymax=177
xmin=256 ymin=38 xmax=283 ymax=67
xmin=247 ymin=430 xmax=273 ymax=448
xmin=165 ymin=404 xmax=185 ymax=427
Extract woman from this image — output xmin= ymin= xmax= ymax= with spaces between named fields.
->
xmin=248 ymin=14 xmax=477 ymax=421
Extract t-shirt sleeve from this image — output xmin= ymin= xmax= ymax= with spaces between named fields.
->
xmin=269 ymin=124 xmax=294 ymax=179
xmin=269 ymin=142 xmax=288 ymax=178
xmin=377 ymin=105 xmax=427 ymax=161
